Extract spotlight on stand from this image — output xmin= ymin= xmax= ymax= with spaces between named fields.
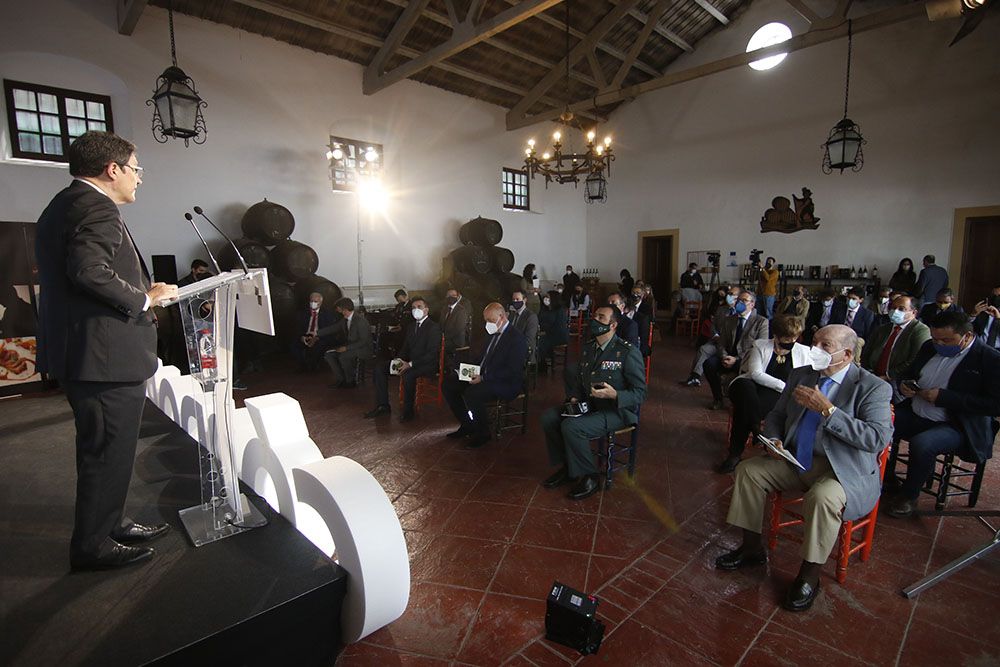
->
xmin=545 ymin=581 xmax=604 ymax=656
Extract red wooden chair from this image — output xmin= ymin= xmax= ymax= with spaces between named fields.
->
xmin=674 ymin=300 xmax=701 ymax=338
xmin=644 ymin=322 xmax=654 ymax=384
xmin=399 ymin=336 xmax=445 ymax=412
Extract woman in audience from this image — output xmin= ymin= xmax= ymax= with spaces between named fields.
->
xmin=619 ymin=269 xmax=635 ymax=296
xmin=717 ymin=315 xmax=810 ymax=473
xmin=889 ymin=257 xmax=917 ymax=295
xmin=536 ymin=290 xmax=568 ymax=372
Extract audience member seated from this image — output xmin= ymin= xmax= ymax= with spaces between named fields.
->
xmin=872 ymin=286 xmax=893 ymax=328
xmin=704 ymin=290 xmax=769 ymax=410
xmin=776 ymin=285 xmax=809 ymax=330
xmin=509 ymin=290 xmax=539 ymax=363
xmin=886 ymin=311 xmax=1000 ymax=517
xmin=365 ymin=297 xmax=441 ymax=422
xmin=634 ymin=281 xmax=654 ymax=319
xmin=537 ymin=290 xmax=569 ymax=371
xmin=619 ymin=269 xmax=635 ymax=296
xmin=608 ymin=291 xmax=640 ymax=348
xmin=917 ymin=288 xmax=964 ymax=323
xmin=627 ymin=286 xmax=652 ymax=357
xmin=441 ymin=286 xmax=472 ymax=364
xmin=715 ymin=325 xmax=893 ymax=612
xmin=680 ymin=262 xmax=704 ymax=290
xmin=562 ymin=265 xmax=580 ymax=296
xmin=291 ymin=291 xmax=336 ymax=371
xmin=972 ymin=286 xmax=1000 ymax=351
xmin=717 ymin=315 xmax=810 ymax=473
xmin=323 ymin=297 xmax=374 ymax=389
xmin=859 ymin=295 xmax=930 ymax=394
xmin=832 ymin=287 xmax=875 ymax=341
xmin=681 ymin=286 xmax=739 ymax=387
xmin=176 ymin=258 xmax=212 ymax=287
xmin=442 ymin=303 xmax=528 ymax=449
xmin=569 ymin=284 xmax=591 ymax=316
xmin=804 ymin=289 xmax=837 ymax=345
xmin=540 ymin=305 xmax=647 ymax=500
xmin=382 ymin=288 xmax=412 ymax=358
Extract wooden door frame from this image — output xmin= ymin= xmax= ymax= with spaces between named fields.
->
xmin=948 ymin=205 xmax=1000 ymax=302
xmin=637 ymin=228 xmax=680 ymax=296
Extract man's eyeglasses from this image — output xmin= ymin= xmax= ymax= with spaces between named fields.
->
xmin=118 ymin=163 xmax=144 ymax=178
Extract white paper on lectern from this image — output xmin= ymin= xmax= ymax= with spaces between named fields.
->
xmin=234 ymin=269 xmax=275 ymax=336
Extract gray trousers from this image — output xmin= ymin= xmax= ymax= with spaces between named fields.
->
xmin=727 ymin=455 xmax=847 ymax=564
xmin=690 ymin=341 xmax=718 ymax=376
xmin=325 ymin=349 xmax=362 ymax=384
xmin=542 ymin=406 xmax=627 ymax=479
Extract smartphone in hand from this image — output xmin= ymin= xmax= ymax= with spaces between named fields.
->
xmin=902 ymin=379 xmax=920 ymax=392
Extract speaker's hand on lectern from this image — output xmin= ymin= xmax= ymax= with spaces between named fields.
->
xmin=147 ymin=282 xmax=178 ymax=306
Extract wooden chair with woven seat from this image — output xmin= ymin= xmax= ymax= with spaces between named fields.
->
xmin=768 ymin=443 xmax=892 ymax=584
xmin=489 ymin=363 xmax=529 ymax=440
xmin=589 ymin=407 xmax=641 ymax=490
xmin=888 ymin=448 xmax=988 ymax=511
xmin=674 ymin=300 xmax=701 ymax=338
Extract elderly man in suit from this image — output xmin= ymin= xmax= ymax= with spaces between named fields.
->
xmin=443 ymin=302 xmax=528 ymax=449
xmin=366 ymin=296 xmax=441 ymax=422
xmin=860 ymin=295 xmax=931 ymax=390
xmin=509 ymin=289 xmax=539 ymax=363
xmin=291 ymin=291 xmax=336 ymax=371
xmin=704 ymin=290 xmax=769 ymax=410
xmin=715 ymin=325 xmax=893 ymax=611
xmin=887 ymin=311 xmax=1000 ymax=517
xmin=36 ymin=131 xmax=176 ymax=570
xmin=323 ymin=297 xmax=373 ymax=389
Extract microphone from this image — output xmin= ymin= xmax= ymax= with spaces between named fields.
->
xmin=184 ymin=212 xmax=222 ymax=275
xmin=193 ymin=205 xmax=249 ymax=274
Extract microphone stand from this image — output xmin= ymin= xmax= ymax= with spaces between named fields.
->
xmin=193 ymin=205 xmax=249 ymax=274
xmin=184 ymin=212 xmax=222 ymax=274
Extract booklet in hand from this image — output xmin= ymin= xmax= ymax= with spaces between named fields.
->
xmin=756 ymin=433 xmax=806 ymax=471
xmin=457 ymin=363 xmax=481 ymax=382
xmin=389 ymin=358 xmax=405 ymax=375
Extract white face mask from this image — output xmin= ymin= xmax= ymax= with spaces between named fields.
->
xmin=412 ymin=308 xmax=424 ymax=321
xmin=309 ymin=301 xmax=320 ymax=310
xmin=543 ymin=297 xmax=551 ymax=306
xmin=880 ymin=297 xmax=890 ymax=304
xmin=809 ymin=345 xmax=845 ymax=371
xmin=485 ymin=320 xmax=499 ymax=335
xmin=889 ymin=309 xmax=907 ymax=325
xmin=848 ymin=298 xmax=860 ymax=309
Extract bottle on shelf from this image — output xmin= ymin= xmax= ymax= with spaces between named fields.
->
xmin=872 ymin=265 xmax=879 ymax=280
xmin=861 ymin=265 xmax=867 ymax=279
xmin=824 ymin=268 xmax=830 ymax=281
xmin=850 ymin=265 xmax=857 ymax=279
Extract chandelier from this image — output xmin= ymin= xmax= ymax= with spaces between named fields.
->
xmin=522 ymin=0 xmax=615 ymax=203
xmin=822 ymin=20 xmax=865 ymax=174
xmin=147 ymin=1 xmax=207 ymax=146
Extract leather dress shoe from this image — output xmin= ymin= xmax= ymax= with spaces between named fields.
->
xmin=782 ymin=577 xmax=820 ymax=612
xmin=716 ymin=456 xmax=741 ymax=474
xmin=714 ymin=547 xmax=768 ymax=570
xmin=542 ymin=467 xmax=570 ymax=489
xmin=71 ymin=541 xmax=154 ymax=571
xmin=446 ymin=427 xmax=472 ymax=439
xmin=887 ymin=496 xmax=917 ymax=518
xmin=112 ymin=522 xmax=170 ymax=544
xmin=568 ymin=475 xmax=599 ymax=500
xmin=364 ymin=405 xmax=391 ymax=418
xmin=463 ymin=433 xmax=491 ymax=449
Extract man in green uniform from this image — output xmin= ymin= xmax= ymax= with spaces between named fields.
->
xmin=540 ymin=305 xmax=648 ymax=500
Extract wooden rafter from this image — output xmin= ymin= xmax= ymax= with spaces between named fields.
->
xmin=609 ymin=0 xmax=670 ymax=90
xmin=367 ymin=0 xmax=432 ymax=81
xmin=363 ymin=0 xmax=565 ymax=95
xmin=692 ymin=0 xmax=729 ymax=24
xmin=609 ymin=0 xmax=693 ymax=51
xmin=117 ymin=0 xmax=148 ymax=35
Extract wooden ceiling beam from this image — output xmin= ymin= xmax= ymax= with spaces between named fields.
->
xmin=367 ymin=0 xmax=433 ymax=80
xmin=609 ymin=0 xmax=693 ymax=51
xmin=692 ymin=0 xmax=729 ymax=24
xmin=363 ymin=0 xmax=565 ymax=95
xmin=609 ymin=0 xmax=670 ymax=90
xmin=117 ymin=0 xmax=148 ymax=35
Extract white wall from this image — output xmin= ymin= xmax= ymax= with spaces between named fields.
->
xmin=586 ymin=0 xmax=1000 ymax=285
xmin=0 ymin=0 xmax=587 ymax=291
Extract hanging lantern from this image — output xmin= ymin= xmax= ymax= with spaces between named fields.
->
xmin=585 ymin=172 xmax=607 ymax=204
xmin=147 ymin=3 xmax=206 ymax=146
xmin=821 ymin=20 xmax=865 ymax=174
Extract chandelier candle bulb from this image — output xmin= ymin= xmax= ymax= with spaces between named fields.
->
xmin=587 ymin=130 xmax=596 ymax=142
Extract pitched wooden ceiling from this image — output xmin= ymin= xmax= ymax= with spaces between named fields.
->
xmin=147 ymin=0 xmax=747 ymax=128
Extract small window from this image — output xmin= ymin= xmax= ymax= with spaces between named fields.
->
xmin=501 ymin=167 xmax=529 ymax=211
xmin=746 ymin=23 xmax=792 ymax=71
xmin=327 ymin=135 xmax=383 ymax=192
xmin=4 ymin=80 xmax=114 ymax=163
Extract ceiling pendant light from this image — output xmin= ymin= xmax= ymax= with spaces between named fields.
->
xmin=822 ymin=20 xmax=865 ymax=173
xmin=147 ymin=1 xmax=207 ymax=146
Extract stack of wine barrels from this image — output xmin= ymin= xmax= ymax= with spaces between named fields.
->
xmin=220 ymin=198 xmax=341 ymax=341
xmin=439 ymin=216 xmax=521 ymax=305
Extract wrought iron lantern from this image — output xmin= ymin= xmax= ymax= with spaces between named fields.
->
xmin=822 ymin=20 xmax=865 ymax=173
xmin=147 ymin=3 xmax=206 ymax=145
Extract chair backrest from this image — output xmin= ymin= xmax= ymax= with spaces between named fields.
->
xmin=436 ymin=335 xmax=446 ymax=376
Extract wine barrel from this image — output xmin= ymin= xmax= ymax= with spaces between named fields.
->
xmin=458 ymin=216 xmax=503 ymax=246
xmin=450 ymin=246 xmax=491 ymax=275
xmin=242 ymin=199 xmax=295 ymax=245
xmin=487 ymin=246 xmax=515 ymax=274
xmin=268 ymin=274 xmax=298 ymax=335
xmin=219 ymin=237 xmax=270 ymax=271
xmin=294 ymin=274 xmax=342 ymax=308
xmin=500 ymin=271 xmax=525 ymax=296
xmin=270 ymin=240 xmax=319 ymax=281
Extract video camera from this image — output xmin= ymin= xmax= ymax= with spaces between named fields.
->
xmin=749 ymin=249 xmax=763 ymax=268
xmin=707 ymin=251 xmax=721 ymax=268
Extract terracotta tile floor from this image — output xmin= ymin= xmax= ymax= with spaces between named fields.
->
xmin=236 ymin=333 xmax=1000 ymax=666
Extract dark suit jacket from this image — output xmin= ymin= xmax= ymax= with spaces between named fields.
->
xmin=833 ymin=306 xmax=875 ymax=341
xmin=764 ymin=365 xmax=893 ymax=521
xmin=298 ymin=307 xmax=335 ymax=345
xmin=918 ymin=303 xmax=965 ymax=324
xmin=343 ymin=312 xmax=374 ymax=357
xmin=35 ymin=180 xmax=156 ymax=382
xmin=629 ymin=309 xmax=652 ymax=356
xmin=899 ymin=339 xmax=1000 ymax=463
xmin=509 ymin=307 xmax=539 ymax=361
xmin=615 ymin=314 xmax=640 ymax=349
xmin=914 ymin=264 xmax=949 ymax=304
xmin=973 ymin=312 xmax=1000 ymax=349
xmin=859 ymin=319 xmax=931 ymax=380
xmin=563 ymin=272 xmax=580 ymax=295
xmin=478 ymin=323 xmax=528 ymax=399
xmin=441 ymin=298 xmax=471 ymax=352
xmin=399 ymin=317 xmax=442 ymax=376
xmin=538 ymin=306 xmax=568 ymax=346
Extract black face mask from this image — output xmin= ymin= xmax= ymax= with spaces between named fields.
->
xmin=589 ymin=318 xmax=612 ymax=337
xmin=990 ymin=296 xmax=1000 ymax=309
xmin=445 ymin=296 xmax=457 ymax=306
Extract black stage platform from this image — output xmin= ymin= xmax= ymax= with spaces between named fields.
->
xmin=0 ymin=393 xmax=348 ymax=667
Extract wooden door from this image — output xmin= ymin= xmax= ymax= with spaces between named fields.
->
xmin=960 ymin=216 xmax=1000 ymax=312
xmin=641 ymin=236 xmax=672 ymax=318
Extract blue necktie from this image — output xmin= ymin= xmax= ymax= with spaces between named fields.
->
xmin=793 ymin=377 xmax=835 ymax=471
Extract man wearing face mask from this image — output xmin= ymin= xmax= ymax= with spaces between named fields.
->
xmin=758 ymin=257 xmax=780 ymax=319
xmin=886 ymin=311 xmax=1000 ymax=517
xmin=805 ymin=289 xmax=838 ymax=345
xmin=537 ymin=290 xmax=569 ymax=372
xmin=680 ymin=285 xmax=740 ymax=387
xmin=704 ymin=291 xmax=769 ymax=410
xmin=832 ymin=287 xmax=874 ymax=341
xmin=366 ymin=297 xmax=441 ymax=421
xmin=776 ymin=285 xmax=809 ymax=330
xmin=628 ymin=287 xmax=652 ymax=356
xmin=509 ymin=290 xmax=539 ymax=364
xmin=541 ymin=305 xmax=647 ymax=500
xmin=442 ymin=303 xmax=528 ymax=448
xmin=680 ymin=262 xmax=704 ymax=291
xmin=716 ymin=325 xmax=893 ymax=612
xmin=291 ymin=291 xmax=335 ymax=371
xmin=607 ymin=292 xmax=640 ymax=349
xmin=972 ymin=286 xmax=1000 ymax=351
xmin=323 ymin=297 xmax=374 ymax=389
xmin=441 ymin=287 xmax=471 ymax=364
xmin=860 ymin=296 xmax=930 ymax=388
xmin=917 ymin=288 xmax=964 ymax=323
xmin=871 ymin=286 xmax=893 ymax=327
xmin=562 ymin=265 xmax=580 ymax=296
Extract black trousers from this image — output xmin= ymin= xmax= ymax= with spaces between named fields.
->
xmin=373 ymin=360 xmax=432 ymax=415
xmin=727 ymin=377 xmax=780 ymax=458
xmin=704 ymin=355 xmax=741 ymax=401
xmin=64 ymin=379 xmax=147 ymax=559
xmin=442 ymin=374 xmax=500 ymax=436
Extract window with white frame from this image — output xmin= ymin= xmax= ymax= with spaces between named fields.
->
xmin=502 ymin=167 xmax=529 ymax=211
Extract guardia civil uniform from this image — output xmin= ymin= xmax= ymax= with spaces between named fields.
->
xmin=541 ymin=333 xmax=648 ymax=479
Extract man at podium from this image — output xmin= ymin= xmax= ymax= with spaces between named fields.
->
xmin=36 ymin=131 xmax=176 ymax=571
